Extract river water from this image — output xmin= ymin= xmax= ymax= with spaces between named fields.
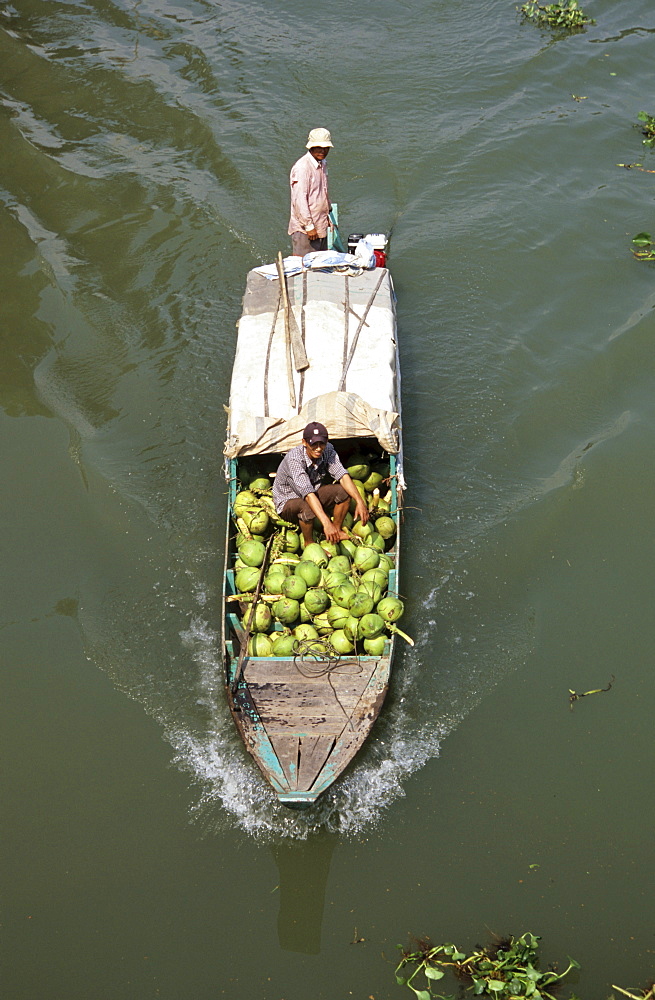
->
xmin=2 ymin=0 xmax=655 ymax=997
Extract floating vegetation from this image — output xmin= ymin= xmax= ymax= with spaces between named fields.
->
xmin=631 ymin=233 xmax=655 ymax=260
xmin=395 ymin=932 xmax=579 ymax=1000
xmin=612 ymin=985 xmax=655 ymax=1000
xmin=519 ymin=0 xmax=594 ymax=29
xmin=568 ymin=674 xmax=615 ymax=710
xmin=635 ymin=111 xmax=655 ymax=148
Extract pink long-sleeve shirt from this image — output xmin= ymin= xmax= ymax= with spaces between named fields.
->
xmin=287 ymin=151 xmax=330 ymax=237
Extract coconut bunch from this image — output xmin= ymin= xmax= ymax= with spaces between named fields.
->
xmin=228 ymin=468 xmax=410 ymax=658
xmin=344 ymin=452 xmax=394 ymax=519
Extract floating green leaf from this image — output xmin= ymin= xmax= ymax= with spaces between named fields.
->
xmin=636 ymin=111 xmax=655 ymax=148
xmin=519 ymin=0 xmax=594 ymax=30
xmin=394 ymin=932 xmax=579 ymax=1000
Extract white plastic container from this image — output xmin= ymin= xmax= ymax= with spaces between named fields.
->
xmin=364 ymin=233 xmax=388 ymax=250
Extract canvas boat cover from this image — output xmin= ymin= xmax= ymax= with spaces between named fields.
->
xmin=224 ymin=267 xmax=401 ymax=458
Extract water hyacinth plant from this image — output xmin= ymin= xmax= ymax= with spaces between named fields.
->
xmin=636 ymin=111 xmax=655 ymax=148
xmin=631 ymin=233 xmax=655 ymax=261
xmin=519 ymin=0 xmax=594 ymax=29
xmin=395 ymin=932 xmax=580 ymax=1000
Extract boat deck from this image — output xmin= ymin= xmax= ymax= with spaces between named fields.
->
xmin=229 ymin=653 xmax=389 ymax=802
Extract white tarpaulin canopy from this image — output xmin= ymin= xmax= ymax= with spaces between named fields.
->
xmin=224 ymin=267 xmax=401 ymax=458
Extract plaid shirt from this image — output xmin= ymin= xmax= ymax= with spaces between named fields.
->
xmin=273 ymin=443 xmax=347 ymax=513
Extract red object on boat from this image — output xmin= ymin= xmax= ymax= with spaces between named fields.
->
xmin=373 ymin=249 xmax=386 ymax=268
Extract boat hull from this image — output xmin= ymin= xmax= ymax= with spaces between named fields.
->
xmin=225 ymin=646 xmax=392 ymax=805
xmin=222 ymin=265 xmax=404 ymax=805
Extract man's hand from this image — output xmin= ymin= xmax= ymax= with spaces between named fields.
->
xmin=354 ymin=497 xmax=369 ymax=526
xmin=306 ymin=228 xmax=319 ymax=240
xmin=322 ymin=517 xmax=343 ymax=543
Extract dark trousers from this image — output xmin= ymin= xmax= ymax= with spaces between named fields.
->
xmin=279 ymin=484 xmax=349 ymax=523
xmin=291 ymin=232 xmax=328 ymax=256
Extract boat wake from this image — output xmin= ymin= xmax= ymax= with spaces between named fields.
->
xmin=165 ymin=576 xmax=533 ymax=840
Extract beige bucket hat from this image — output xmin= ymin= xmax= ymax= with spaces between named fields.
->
xmin=306 ymin=127 xmax=333 ymax=149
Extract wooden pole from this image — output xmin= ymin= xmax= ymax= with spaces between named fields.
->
xmin=277 ymin=252 xmax=296 ymax=409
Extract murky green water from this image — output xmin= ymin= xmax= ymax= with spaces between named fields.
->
xmin=2 ymin=0 xmax=655 ymax=997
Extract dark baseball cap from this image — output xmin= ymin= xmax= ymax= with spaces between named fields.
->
xmin=303 ymin=421 xmax=329 ymax=445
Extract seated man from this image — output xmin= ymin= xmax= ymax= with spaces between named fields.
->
xmin=272 ymin=422 xmax=369 ymax=545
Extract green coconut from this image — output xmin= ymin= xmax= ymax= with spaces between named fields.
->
xmin=361 ymin=567 xmax=389 ymax=588
xmin=312 ymin=612 xmax=333 ymax=635
xmin=233 ymin=557 xmax=247 ymax=572
xmin=375 ymin=516 xmax=397 ymax=540
xmin=282 ymin=575 xmax=307 ymax=601
xmin=248 ymin=633 xmax=273 ymax=656
xmin=328 ymin=555 xmax=351 ymax=575
xmin=236 ymin=531 xmax=265 ymax=549
xmin=369 ymin=496 xmax=390 ymax=513
xmin=295 ymin=561 xmax=322 ymax=587
xmin=358 ymin=580 xmax=383 ymax=605
xmin=299 ymin=603 xmax=313 ymax=623
xmin=363 ymin=635 xmax=386 ymax=655
xmin=351 ymin=520 xmax=373 ymax=540
xmin=242 ymin=603 xmax=272 ymax=633
xmin=233 ymin=490 xmax=259 ymax=517
xmin=272 ymin=597 xmax=300 ymax=626
xmin=350 ymin=481 xmax=367 ymax=506
xmin=235 ymin=566 xmax=261 ymax=593
xmin=378 ymin=553 xmax=395 ymax=572
xmin=368 ymin=531 xmax=386 ymax=553
xmin=353 ymin=546 xmax=380 ymax=572
xmin=338 ymin=538 xmax=357 ymax=560
xmin=273 ymin=553 xmax=300 ymax=568
xmin=326 ymin=604 xmax=350 ymax=629
xmin=362 ymin=471 xmax=384 ymax=493
xmin=358 ymin=613 xmax=385 ymax=639
xmin=249 ymin=477 xmax=271 ymax=491
xmin=293 ymin=623 xmax=319 ymax=642
xmin=343 ymin=616 xmax=361 ymax=642
xmin=346 ymin=456 xmax=370 ymax=481
xmin=264 ymin=569 xmax=286 ymax=594
xmin=301 ymin=542 xmax=329 ymax=567
xmin=303 ymin=588 xmax=330 ymax=616
xmin=239 ymin=539 xmax=266 ymax=568
xmin=331 ymin=629 xmax=355 ymax=654
xmin=282 ymin=529 xmax=301 ymax=553
xmin=331 ymin=581 xmax=357 ymax=608
xmin=376 ymin=596 xmax=404 ymax=622
xmin=242 ymin=508 xmax=270 ymax=535
xmin=348 ymin=592 xmax=375 ymax=618
xmin=271 ymin=632 xmax=298 ymax=656
xmin=324 ymin=570 xmax=349 ymax=594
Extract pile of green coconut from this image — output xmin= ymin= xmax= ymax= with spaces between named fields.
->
xmin=227 ymin=452 xmax=411 ymax=658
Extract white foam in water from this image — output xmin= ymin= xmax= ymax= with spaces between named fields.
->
xmin=172 ymin=613 xmax=452 ymax=840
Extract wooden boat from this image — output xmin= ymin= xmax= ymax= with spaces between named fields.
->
xmin=222 ymin=254 xmax=404 ymax=807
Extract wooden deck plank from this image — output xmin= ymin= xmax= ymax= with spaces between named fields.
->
xmin=247 ymin=700 xmax=359 ymax=731
xmin=269 ymin=734 xmax=299 ymax=790
xmin=244 ymin=656 xmax=385 ymax=742
xmin=243 ymin=659 xmax=377 ymax=684
xmin=297 ymin=736 xmax=336 ymax=791
xmin=247 ymin=686 xmax=364 ymax=714
xmin=310 ymin=670 xmax=389 ymax=791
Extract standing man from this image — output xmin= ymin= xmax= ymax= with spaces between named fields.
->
xmin=273 ymin=422 xmax=369 ymax=545
xmin=288 ymin=127 xmax=333 ymax=257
